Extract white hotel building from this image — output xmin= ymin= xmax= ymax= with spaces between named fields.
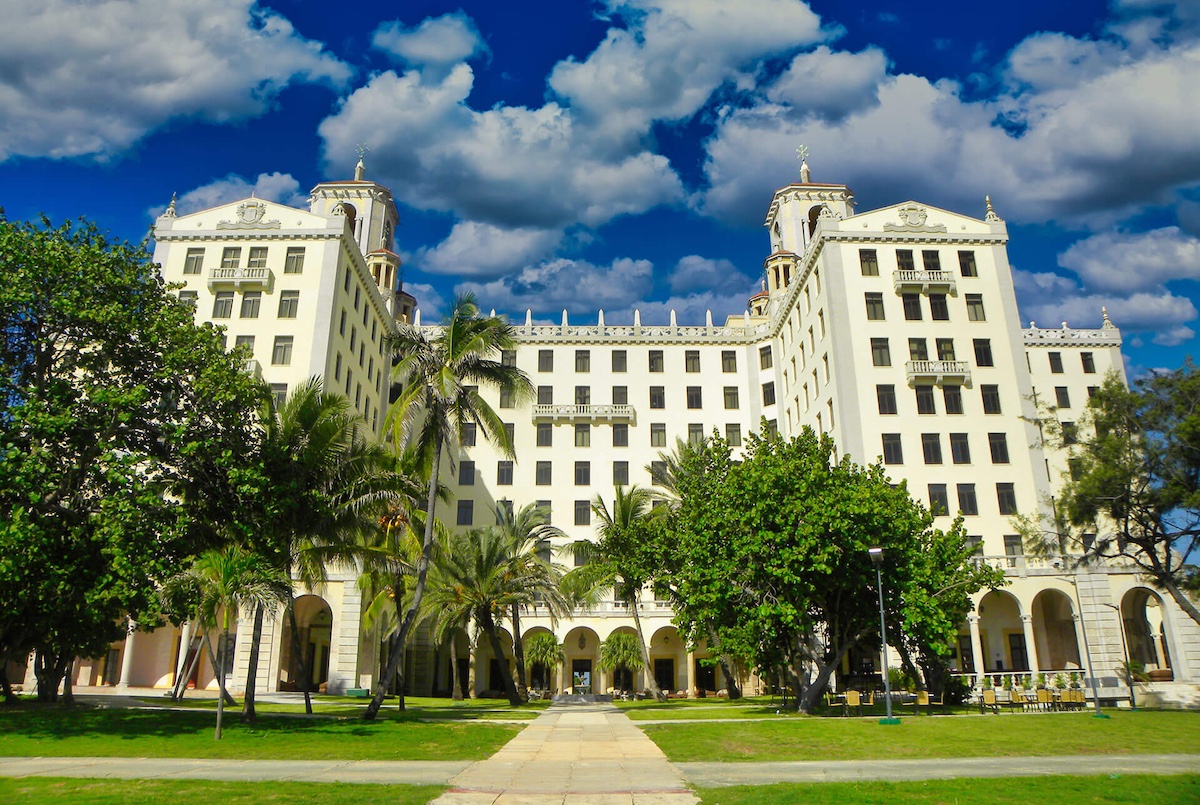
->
xmin=44 ymin=161 xmax=1198 ymax=707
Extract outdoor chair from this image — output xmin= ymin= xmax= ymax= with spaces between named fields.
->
xmin=980 ymin=688 xmax=1001 ymax=714
xmin=842 ymin=689 xmax=866 ymax=717
xmin=1036 ymin=688 xmax=1055 ymax=711
xmin=912 ymin=689 xmax=945 ymax=715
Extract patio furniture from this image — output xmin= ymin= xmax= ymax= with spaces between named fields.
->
xmin=1035 ymin=688 xmax=1055 ymax=711
xmin=912 ymin=689 xmax=944 ymax=715
xmin=842 ymin=689 xmax=867 ymax=717
xmin=980 ymin=688 xmax=1002 ymax=714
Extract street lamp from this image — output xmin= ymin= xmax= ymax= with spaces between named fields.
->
xmin=869 ymin=548 xmax=900 ymax=725
xmin=1058 ymin=565 xmax=1110 ymax=720
xmin=1101 ymin=602 xmax=1136 ymax=710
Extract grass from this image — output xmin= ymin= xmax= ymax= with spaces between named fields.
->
xmin=693 ymin=774 xmax=1200 ymax=804
xmin=0 ymin=779 xmax=444 ymax=805
xmin=0 ymin=704 xmax=519 ymax=761
xmin=644 ymin=709 xmax=1200 ymax=762
xmin=138 ymin=695 xmax=547 ymax=720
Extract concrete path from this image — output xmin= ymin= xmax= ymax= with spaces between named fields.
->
xmin=432 ymin=702 xmax=699 ymax=804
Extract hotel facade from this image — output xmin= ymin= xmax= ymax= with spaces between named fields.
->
xmin=30 ymin=162 xmax=1199 ymax=707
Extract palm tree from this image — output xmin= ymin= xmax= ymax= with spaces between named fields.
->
xmin=598 ymin=632 xmax=645 ymax=694
xmin=523 ymin=632 xmax=565 ymax=695
xmin=364 ymin=293 xmax=532 ymax=720
xmin=164 ymin=546 xmax=290 ymax=739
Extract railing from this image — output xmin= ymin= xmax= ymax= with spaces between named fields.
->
xmin=906 ymin=359 xmax=971 ymax=387
xmin=207 ymin=266 xmax=271 ymax=289
xmin=531 ymin=404 xmax=636 ymax=422
xmin=242 ymin=358 xmax=262 ymax=379
xmin=893 ymin=269 xmax=956 ymax=294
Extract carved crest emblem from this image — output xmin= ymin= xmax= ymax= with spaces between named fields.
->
xmin=237 ymin=201 xmax=267 ymax=224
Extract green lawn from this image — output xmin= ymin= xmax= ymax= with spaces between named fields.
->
xmin=0 ymin=779 xmax=444 ymax=805
xmin=0 ymin=705 xmax=519 ymax=761
xmin=138 ymin=695 xmax=546 ymax=719
xmin=645 ymin=709 xmax=1200 ymax=762
xmin=693 ymin=774 xmax=1200 ymax=804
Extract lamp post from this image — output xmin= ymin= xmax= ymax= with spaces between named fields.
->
xmin=1061 ymin=568 xmax=1110 ymax=719
xmin=1101 ymin=602 xmax=1136 ymax=710
xmin=869 ymin=548 xmax=900 ymax=725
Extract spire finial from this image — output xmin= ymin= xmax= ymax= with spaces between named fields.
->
xmin=355 ymin=143 xmax=369 ymax=180
xmin=163 ymin=192 xmax=177 ymax=218
xmin=1102 ymin=306 xmax=1114 ymax=328
xmin=796 ymin=145 xmax=811 ymax=183
xmin=985 ymin=195 xmax=1002 ymax=222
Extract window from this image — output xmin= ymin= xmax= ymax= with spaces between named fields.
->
xmin=574 ymin=386 xmax=590 ymax=405
xmin=339 ymin=310 xmax=347 ymax=336
xmin=212 ymin=292 xmax=234 ymax=318
xmin=859 ymin=248 xmax=879 ymax=276
xmin=882 ymin=434 xmax=903 ymax=464
xmin=922 ymin=433 xmax=943 ymax=464
xmin=612 ymin=350 xmax=627 ymax=372
xmin=686 ymin=386 xmax=702 ymax=409
xmin=247 ymin=247 xmax=268 ymax=268
xmin=922 ymin=250 xmax=941 ymax=271
xmin=1048 ymin=351 xmax=1065 ymax=374
xmin=762 ymin=382 xmax=776 ymax=406
xmin=936 ymin=339 xmax=956 ymax=361
xmin=220 ymin=247 xmax=241 ymax=268
xmin=723 ymin=386 xmax=740 ymax=409
xmin=343 ymin=268 xmax=352 ymax=293
xmin=981 ymin=384 xmax=1002 ymax=414
xmin=537 ymin=386 xmax=553 ymax=405
xmin=575 ymin=349 xmax=590 ymax=372
xmin=688 ymin=423 xmax=704 ymax=445
xmin=915 ymin=385 xmax=936 ymax=414
xmin=997 ymin=483 xmax=1017 ymax=515
xmin=494 ymin=500 xmax=514 ymax=525
xmin=988 ymin=432 xmax=1010 ymax=464
xmin=722 ymin=350 xmax=737 ymax=372
xmin=650 ymin=461 xmax=668 ymax=486
xmin=269 ymin=383 xmax=288 ymax=408
xmin=929 ymin=294 xmax=949 ymax=321
xmin=865 ymin=292 xmax=886 ymax=321
xmin=902 ymin=294 xmax=922 ymax=321
xmin=493 ymin=460 xmax=513 ymax=485
xmin=871 ymin=338 xmax=891 ymax=367
xmin=344 ymin=369 xmax=351 ymax=395
xmin=574 ymin=500 xmax=591 ymax=526
xmin=957 ymin=484 xmax=978 ymax=515
xmin=943 ymin=386 xmax=963 ymax=414
xmin=877 ymin=384 xmax=897 ymax=414
xmin=538 ymin=349 xmax=553 ymax=372
xmin=575 ymin=423 xmax=591 ymax=447
xmin=284 ymin=246 xmax=305 ymax=274
xmin=501 ymin=349 xmax=516 ymax=367
xmin=1055 ymin=387 xmax=1071 ymax=408
xmin=612 ymin=386 xmax=628 ymax=405
xmin=350 ymin=326 xmax=357 ymax=352
xmin=650 ymin=423 xmax=666 ymax=447
xmin=271 ymin=336 xmax=293 ymax=365
xmin=965 ymin=536 xmax=984 ymax=555
xmin=354 ymin=287 xmax=361 ymax=311
xmin=649 ymin=386 xmax=665 ymax=409
xmin=457 ymin=500 xmax=474 ymax=526
xmin=1081 ymin=352 xmax=1096 ymax=373
xmin=183 ymin=248 xmax=204 ymax=274
xmin=574 ymin=461 xmax=590 ymax=485
xmin=613 ymin=423 xmax=629 ymax=447
xmin=759 ymin=345 xmax=773 ymax=369
xmin=503 ymin=422 xmax=514 ymax=444
xmin=726 ymin=423 xmax=742 ymax=446
xmin=958 ymin=250 xmax=977 ymax=277
xmin=907 ymin=335 xmax=933 ymax=364
xmin=1062 ymin=421 xmax=1078 ymax=445
xmin=178 ymin=290 xmax=198 ymax=307
xmin=949 ymin=433 xmax=971 ymax=464
xmin=613 ymin=461 xmax=629 ymax=486
xmin=1004 ymin=535 xmax=1022 ymax=566
xmin=928 ymin=484 xmax=949 ymax=516
xmin=234 ymin=335 xmax=255 ymax=353
xmin=1088 ymin=385 xmax=1099 ymax=398
xmin=685 ymin=350 xmax=700 ymax=373
xmin=896 ymin=249 xmax=915 ymax=271
xmin=536 ymin=422 xmax=552 ymax=447
xmin=460 ymin=422 xmax=477 ymax=446
xmin=649 ymin=350 xmax=664 ymax=372
xmin=971 ymin=338 xmax=994 ymax=367
xmin=459 ymin=461 xmax=475 ymax=486
xmin=966 ymin=294 xmax=986 ymax=321
xmin=277 ymin=290 xmax=299 ymax=318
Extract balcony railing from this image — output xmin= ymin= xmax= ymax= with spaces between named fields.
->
xmin=906 ymin=359 xmax=971 ymax=387
xmin=893 ymin=269 xmax=956 ymax=295
xmin=531 ymin=403 xmax=636 ymax=422
xmin=242 ymin=358 xmax=262 ymax=379
xmin=208 ymin=266 xmax=271 ymax=290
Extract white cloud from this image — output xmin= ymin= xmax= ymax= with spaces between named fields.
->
xmin=1057 ymin=227 xmax=1200 ymax=292
xmin=0 ymin=0 xmax=350 ymax=161
xmin=402 ymin=282 xmax=445 ymax=320
xmin=416 ymin=221 xmax=563 ymax=277
xmin=457 ymin=257 xmax=655 ymax=315
xmin=1152 ymin=325 xmax=1195 ymax=346
xmin=1012 ymin=269 xmax=1079 ymax=297
xmin=372 ymin=13 xmax=488 ymax=80
xmin=667 ymin=254 xmax=757 ymax=295
xmin=1021 ymin=290 xmax=1197 ymax=333
xmin=149 ymin=172 xmax=306 ymax=218
xmin=766 ymin=46 xmax=889 ymax=121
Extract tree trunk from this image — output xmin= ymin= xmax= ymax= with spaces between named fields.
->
xmin=205 ymin=637 xmax=238 ymax=707
xmin=467 ymin=622 xmax=478 ymax=699
xmin=241 ymin=604 xmax=265 ymax=724
xmin=628 ymin=591 xmax=666 ymax=701
xmin=798 ymin=641 xmax=852 ymax=714
xmin=364 ymin=429 xmax=444 ymax=720
xmin=173 ymin=634 xmax=206 ymax=701
xmin=61 ymin=659 xmax=74 ymax=707
xmin=481 ymin=611 xmax=521 ymax=707
xmin=1155 ymin=559 xmax=1200 ymax=628
xmin=0 ymin=665 xmax=14 ymax=704
xmin=451 ymin=630 xmax=464 ymax=701
xmin=396 ymin=641 xmax=406 ymax=712
xmin=33 ymin=649 xmax=66 ymax=703
xmin=510 ymin=603 xmax=528 ymax=702
xmin=286 ymin=598 xmax=313 ymax=715
xmin=214 ymin=629 xmax=226 ymax=740
xmin=707 ymin=630 xmax=741 ymax=700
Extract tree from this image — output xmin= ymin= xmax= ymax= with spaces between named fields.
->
xmin=523 ymin=632 xmax=564 ymax=694
xmin=1038 ymin=368 xmax=1200 ymax=627
xmin=598 ymin=632 xmax=644 ymax=693
xmin=162 ymin=546 xmax=290 ymax=739
xmin=364 ymin=293 xmax=532 ymax=720
xmin=0 ymin=216 xmax=263 ymax=702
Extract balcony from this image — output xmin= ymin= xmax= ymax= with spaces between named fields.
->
xmin=531 ymin=404 xmax=636 ymax=423
xmin=893 ymin=269 xmax=956 ymax=295
xmin=242 ymin=358 xmax=262 ymax=379
xmin=208 ymin=266 xmax=271 ymax=290
xmin=906 ymin=359 xmax=971 ymax=387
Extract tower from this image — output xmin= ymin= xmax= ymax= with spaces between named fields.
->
xmin=762 ymin=154 xmax=854 ymax=296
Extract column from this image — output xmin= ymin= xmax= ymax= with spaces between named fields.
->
xmin=174 ymin=621 xmax=194 ymax=686
xmin=686 ymin=651 xmax=696 ymax=696
xmin=559 ymin=660 xmax=569 ymax=694
xmin=1072 ymin=615 xmax=1088 ymax=677
xmin=117 ymin=622 xmax=137 ymax=689
xmin=1021 ymin=614 xmax=1040 ymax=677
xmin=968 ymin=614 xmax=985 ymax=689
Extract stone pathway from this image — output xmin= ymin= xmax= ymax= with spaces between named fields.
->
xmin=432 ymin=703 xmax=698 ymax=804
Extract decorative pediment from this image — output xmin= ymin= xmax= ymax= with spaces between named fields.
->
xmin=216 ymin=201 xmax=281 ymax=230
xmin=884 ymin=204 xmax=947 ymax=233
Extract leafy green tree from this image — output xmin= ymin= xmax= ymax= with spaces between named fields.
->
xmin=364 ymin=293 xmax=531 ymax=720
xmin=598 ymin=632 xmax=645 ymax=693
xmin=1041 ymin=368 xmax=1200 ymax=626
xmin=0 ymin=216 xmax=263 ymax=702
xmin=523 ymin=632 xmax=564 ymax=694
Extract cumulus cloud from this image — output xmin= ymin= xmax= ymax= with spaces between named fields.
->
xmin=1152 ymin=325 xmax=1195 ymax=346
xmin=1022 ymin=290 xmax=1196 ymax=334
xmin=766 ymin=46 xmax=889 ymax=121
xmin=1012 ymin=269 xmax=1079 ymax=298
xmin=0 ymin=0 xmax=350 ymax=161
xmin=149 ymin=172 xmax=306 ymax=218
xmin=457 ymin=257 xmax=655 ymax=315
xmin=667 ymin=255 xmax=757 ymax=295
xmin=416 ymin=221 xmax=563 ymax=277
xmin=402 ymin=282 xmax=446 ymax=320
xmin=372 ymin=13 xmax=488 ymax=80
xmin=1057 ymin=227 xmax=1200 ymax=292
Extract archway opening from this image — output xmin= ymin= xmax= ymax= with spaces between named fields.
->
xmin=1032 ymin=589 xmax=1081 ymax=673
xmin=277 ymin=595 xmax=332 ymax=692
xmin=1122 ymin=587 xmax=1172 ymax=680
xmin=977 ymin=590 xmax=1026 ymax=674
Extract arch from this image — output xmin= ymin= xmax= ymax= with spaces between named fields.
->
xmin=473 ymin=626 xmax=515 ymax=696
xmin=648 ymin=625 xmax=685 ymax=693
xmin=520 ymin=626 xmax=558 ymax=693
xmin=562 ymin=626 xmax=600 ymax=694
xmin=1031 ymin=588 xmax=1081 ymax=672
xmin=976 ymin=590 xmax=1027 ymax=673
xmin=340 ymin=203 xmax=358 ymax=241
xmin=277 ymin=594 xmax=333 ymax=692
xmin=1121 ymin=587 xmax=1173 ymax=678
xmin=807 ymin=204 xmax=826 ymax=237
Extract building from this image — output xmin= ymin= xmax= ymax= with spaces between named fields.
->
xmin=37 ymin=160 xmax=1199 ymax=706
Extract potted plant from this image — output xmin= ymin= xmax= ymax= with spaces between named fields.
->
xmin=1003 ymin=675 xmax=1013 ymax=692
xmin=1054 ymin=673 xmax=1067 ymax=690
xmin=1068 ymin=671 xmax=1080 ymax=689
xmin=1036 ymin=672 xmax=1048 ymax=690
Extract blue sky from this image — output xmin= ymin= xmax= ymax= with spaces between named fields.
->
xmin=2 ymin=0 xmax=1198 ymax=375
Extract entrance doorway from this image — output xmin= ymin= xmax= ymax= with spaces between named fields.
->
xmin=1008 ymin=633 xmax=1029 ymax=671
xmin=695 ymin=660 xmax=716 ymax=693
xmin=571 ymin=659 xmax=592 ymax=693
xmin=654 ymin=658 xmax=675 ymax=692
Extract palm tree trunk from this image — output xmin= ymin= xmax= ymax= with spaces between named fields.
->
xmin=241 ymin=604 xmax=264 ymax=724
xmin=467 ymin=622 xmax=478 ymax=699
xmin=205 ymin=637 xmax=238 ymax=707
xmin=629 ymin=592 xmax=666 ymax=701
xmin=214 ymin=629 xmax=226 ymax=740
xmin=364 ymin=429 xmax=445 ymax=720
xmin=481 ymin=611 xmax=521 ymax=707
xmin=286 ymin=597 xmax=313 ymax=715
xmin=451 ymin=630 xmax=464 ymax=700
xmin=510 ymin=603 xmax=528 ymax=702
